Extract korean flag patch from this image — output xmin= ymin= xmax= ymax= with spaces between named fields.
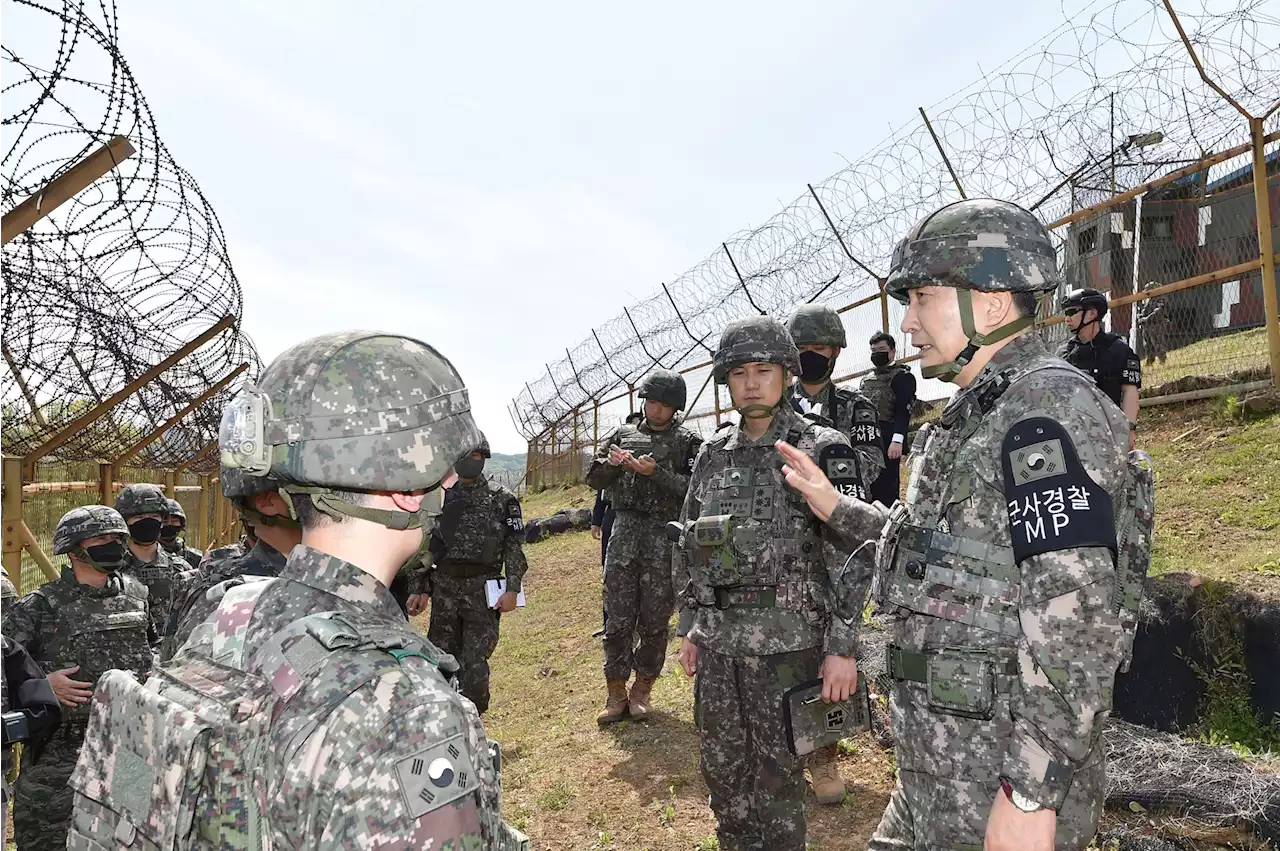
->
xmin=819 ymin=443 xmax=866 ymax=502
xmin=396 ymin=733 xmax=480 ymax=817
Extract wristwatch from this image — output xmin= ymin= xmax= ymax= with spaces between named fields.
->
xmin=1000 ymin=777 xmax=1043 ymax=813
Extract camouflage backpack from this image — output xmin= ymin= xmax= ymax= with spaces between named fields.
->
xmin=67 ymin=578 xmax=529 ymax=849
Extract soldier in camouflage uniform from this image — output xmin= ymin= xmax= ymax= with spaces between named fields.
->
xmin=672 ymin=317 xmax=866 ymax=851
xmin=860 ymin=331 xmax=917 ymax=505
xmin=2 ymin=633 xmax=62 ymax=846
xmin=587 ymin=369 xmax=703 ymax=724
xmin=162 ymin=467 xmax=302 ymax=661
xmin=778 ymin=199 xmax=1140 ymax=851
xmin=2 ymin=506 xmax=154 ymax=851
xmin=67 ymin=331 xmax=525 ymax=849
xmin=407 ymin=432 xmax=526 ymax=714
xmin=786 ymin=303 xmax=884 ymax=487
xmin=159 ymin=498 xmax=204 ymax=569
xmin=114 ymin=483 xmax=181 ymax=638
xmin=1 ymin=565 xmax=16 ymax=604
xmin=785 ymin=301 xmax=884 ymax=805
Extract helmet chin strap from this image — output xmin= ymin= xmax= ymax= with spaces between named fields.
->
xmin=920 ymin=290 xmax=1039 ymax=382
xmin=1074 ymin=312 xmax=1102 ymax=338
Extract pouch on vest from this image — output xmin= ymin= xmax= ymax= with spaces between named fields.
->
xmin=783 ymin=678 xmax=871 ymax=756
xmin=690 ymin=514 xmax=739 ymax=587
xmin=925 ymin=647 xmax=996 ymax=721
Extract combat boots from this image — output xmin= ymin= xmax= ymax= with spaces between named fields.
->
xmin=808 ymin=746 xmax=846 ymax=805
xmin=597 ymin=678 xmax=629 ymax=725
xmin=628 ymin=675 xmax=657 ymax=721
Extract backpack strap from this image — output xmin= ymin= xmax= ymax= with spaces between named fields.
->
xmin=203 ymin=577 xmax=277 ymax=668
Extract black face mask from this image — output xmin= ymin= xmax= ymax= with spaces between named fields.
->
xmin=454 ymin=457 xmax=485 ymax=479
xmin=82 ymin=541 xmax=127 ymax=572
xmin=871 ymin=351 xmax=892 ymax=368
xmin=159 ymin=525 xmax=182 ymax=543
xmin=127 ymin=517 xmax=163 ymax=545
xmin=798 ymin=351 xmax=834 ymax=384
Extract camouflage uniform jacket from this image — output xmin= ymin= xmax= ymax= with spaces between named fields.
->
xmin=1 ymin=565 xmax=17 ymax=603
xmin=199 ymin=540 xmax=247 ymax=570
xmin=785 ymin=381 xmax=884 ymax=493
xmin=162 ymin=538 xmax=205 ymax=570
xmin=2 ymin=568 xmax=155 ymax=726
xmin=673 ymin=405 xmax=866 ymax=658
xmin=173 ymin=544 xmax=510 ymax=847
xmin=120 ymin=545 xmax=181 ymax=638
xmin=586 ymin=420 xmax=702 ymax=521
xmin=413 ymin=475 xmax=528 ymax=595
xmin=164 ymin=540 xmax=290 ymax=660
xmin=825 ymin=333 xmax=1130 ymax=809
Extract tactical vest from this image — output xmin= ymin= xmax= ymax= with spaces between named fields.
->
xmin=1061 ymin=332 xmax=1134 ymax=408
xmin=873 ymin=359 xmax=1155 ymax=663
xmin=689 ymin=424 xmax=826 ymax=614
xmin=29 ymin=575 xmax=152 ymax=725
xmin=439 ymin=482 xmax=507 ymax=570
xmin=609 ymin=423 xmax=692 ymax=518
xmin=788 ymin=384 xmax=880 ymax=448
xmin=123 ymin=551 xmax=178 ymax=636
xmin=66 ymin=578 xmax=530 ymax=850
xmin=861 ymin=364 xmax=909 ymax=423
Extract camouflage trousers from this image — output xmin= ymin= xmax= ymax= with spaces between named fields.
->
xmin=867 ymin=681 xmax=1106 ymax=851
xmin=0 ymin=772 xmax=8 ymax=844
xmin=427 ymin=572 xmax=501 ymax=714
xmin=602 ymin=512 xmax=674 ymax=681
xmin=12 ymin=729 xmax=83 ymax=851
xmin=695 ymin=645 xmax=822 ymax=851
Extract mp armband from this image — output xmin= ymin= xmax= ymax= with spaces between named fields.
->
xmin=820 ymin=444 xmax=866 ymax=502
xmin=1001 ymin=417 xmax=1116 ymax=563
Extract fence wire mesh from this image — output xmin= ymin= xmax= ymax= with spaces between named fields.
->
xmin=513 ymin=0 xmax=1280 ymax=488
xmin=2 ymin=0 xmax=260 ymax=470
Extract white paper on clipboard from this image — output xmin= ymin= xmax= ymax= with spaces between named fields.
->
xmin=485 ymin=579 xmax=527 ymax=609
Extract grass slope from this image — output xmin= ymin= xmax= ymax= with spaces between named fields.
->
xmin=1140 ymin=398 xmax=1280 ymax=589
xmin=1142 ymin=327 xmax=1271 ymax=391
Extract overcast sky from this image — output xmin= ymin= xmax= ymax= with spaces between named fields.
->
xmin=107 ymin=0 xmax=1084 ymax=452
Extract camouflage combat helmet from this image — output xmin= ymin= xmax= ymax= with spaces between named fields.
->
xmin=475 ymin=431 xmax=491 ymax=459
xmin=1062 ymin=287 xmax=1109 ymax=320
xmin=885 ymin=198 xmax=1061 ymax=380
xmin=712 ymin=315 xmax=802 ymax=384
xmin=114 ymin=483 xmax=170 ymax=518
xmin=638 ymin=369 xmax=688 ymax=411
xmin=220 ymin=466 xmax=281 ymax=500
xmin=53 ymin=505 xmax=128 ymax=555
xmin=232 ymin=331 xmax=480 ymax=534
xmin=165 ymin=498 xmax=186 ymax=524
xmin=787 ymin=303 xmax=847 ymax=349
xmin=220 ymin=466 xmax=299 ymax=533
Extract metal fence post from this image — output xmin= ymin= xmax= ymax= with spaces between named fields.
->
xmin=2 ymin=457 xmax=25 ymax=587
xmin=1250 ymin=116 xmax=1280 ymax=387
xmin=197 ymin=474 xmax=210 ymax=549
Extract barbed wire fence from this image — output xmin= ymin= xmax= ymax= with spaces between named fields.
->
xmin=2 ymin=0 xmax=261 ymax=591
xmin=512 ymin=0 xmax=1280 ymax=491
